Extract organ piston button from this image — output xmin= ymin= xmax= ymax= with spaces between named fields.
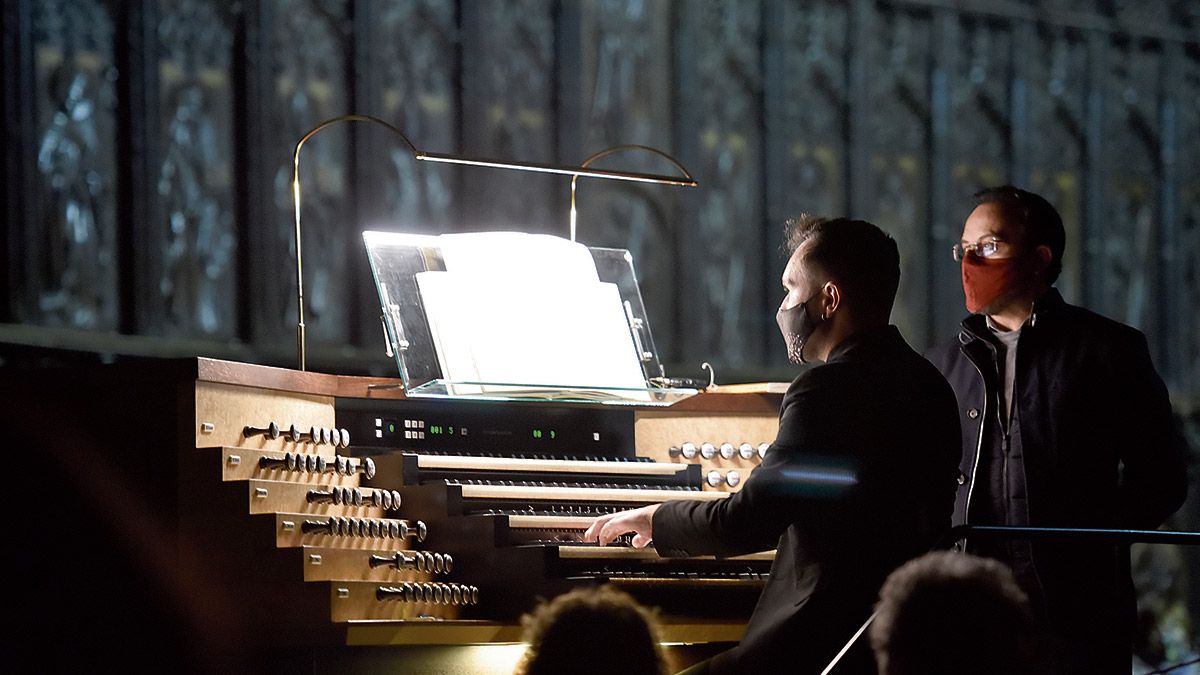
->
xmin=719 ymin=443 xmax=736 ymax=460
xmin=700 ymin=442 xmax=717 ymax=459
xmin=680 ymin=442 xmax=698 ymax=459
xmin=706 ymin=470 xmax=724 ymax=487
xmin=738 ymin=443 xmax=755 ymax=460
xmin=758 ymin=443 xmax=770 ymax=459
xmin=725 ymin=471 xmax=741 ymax=487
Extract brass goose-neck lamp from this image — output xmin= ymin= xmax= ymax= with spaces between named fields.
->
xmin=291 ymin=114 xmax=696 ymax=371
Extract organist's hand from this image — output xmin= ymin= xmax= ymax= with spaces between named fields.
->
xmin=583 ymin=504 xmax=660 ymax=548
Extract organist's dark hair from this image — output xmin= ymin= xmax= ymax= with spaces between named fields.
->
xmin=784 ymin=215 xmax=901 ymax=320
xmin=514 ymin=585 xmax=668 ymax=675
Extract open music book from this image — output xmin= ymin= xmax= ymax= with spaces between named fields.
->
xmin=414 ymin=233 xmax=652 ymax=401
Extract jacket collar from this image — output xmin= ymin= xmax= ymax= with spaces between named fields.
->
xmin=827 ymin=324 xmax=905 ymax=363
xmin=958 ymin=287 xmax=1064 ymax=345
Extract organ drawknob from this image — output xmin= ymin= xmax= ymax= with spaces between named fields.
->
xmin=243 ymin=422 xmax=281 ymax=440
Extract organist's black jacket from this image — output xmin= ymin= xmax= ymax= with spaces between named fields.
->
xmin=652 ymin=325 xmax=961 ymax=674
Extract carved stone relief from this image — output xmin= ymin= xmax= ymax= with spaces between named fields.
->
xmin=1027 ymin=25 xmax=1087 ymax=304
xmin=460 ymin=0 xmax=557 ymax=231
xmin=865 ymin=4 xmax=932 ymax=346
xmin=263 ymin=0 xmax=351 ymax=345
xmin=155 ymin=0 xmax=236 ymax=337
xmin=369 ymin=0 xmax=457 ymax=232
xmin=28 ymin=0 xmax=119 ymax=330
xmin=1097 ymin=38 xmax=1161 ymax=336
xmin=676 ymin=1 xmax=764 ymax=367
xmin=573 ymin=0 xmax=677 ymax=358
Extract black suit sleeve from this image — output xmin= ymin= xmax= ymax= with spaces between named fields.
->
xmin=1115 ymin=331 xmax=1188 ymax=528
xmin=652 ymin=369 xmax=848 ymax=557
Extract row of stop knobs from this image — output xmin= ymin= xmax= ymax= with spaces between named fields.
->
xmin=259 ymin=452 xmax=376 ymax=479
xmin=670 ymin=442 xmax=770 ymax=461
xmin=302 ymin=516 xmax=428 ymax=542
xmin=375 ymin=582 xmax=480 ymax=605
xmin=307 ymin=486 xmax=402 ymax=511
xmin=244 ymin=422 xmax=350 ymax=448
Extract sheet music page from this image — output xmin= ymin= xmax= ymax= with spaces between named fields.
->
xmin=416 ymin=269 xmax=648 ymax=393
xmin=437 ymin=232 xmax=601 ymax=284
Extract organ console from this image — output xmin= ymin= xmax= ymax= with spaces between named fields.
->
xmin=5 ymin=355 xmax=784 ymax=670
xmin=6 ymin=233 xmax=789 ymax=671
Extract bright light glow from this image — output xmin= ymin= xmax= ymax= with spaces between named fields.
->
xmin=777 ymin=466 xmax=859 ymax=487
xmin=460 ymin=644 xmax=528 ymax=671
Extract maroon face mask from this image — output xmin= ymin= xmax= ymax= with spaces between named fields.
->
xmin=961 ymin=256 xmax=1020 ymax=314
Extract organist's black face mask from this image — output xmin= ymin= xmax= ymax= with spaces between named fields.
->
xmin=776 ymin=293 xmax=823 ymax=364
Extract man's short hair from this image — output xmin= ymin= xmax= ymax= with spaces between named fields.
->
xmin=784 ymin=215 xmax=900 ymax=320
xmin=869 ymin=551 xmax=1043 ymax=675
xmin=974 ymin=185 xmax=1066 ymax=283
xmin=515 ymin=585 xmax=667 ymax=675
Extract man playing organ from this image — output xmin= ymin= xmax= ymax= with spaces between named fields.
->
xmin=586 ymin=216 xmax=962 ymax=674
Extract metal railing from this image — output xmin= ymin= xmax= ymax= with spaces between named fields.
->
xmin=823 ymin=525 xmax=1200 ymax=675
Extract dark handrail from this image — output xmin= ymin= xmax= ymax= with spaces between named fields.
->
xmin=822 ymin=524 xmax=1200 ymax=674
xmin=941 ymin=524 xmax=1200 ymax=548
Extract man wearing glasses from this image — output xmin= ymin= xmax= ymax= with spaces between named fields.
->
xmin=925 ymin=186 xmax=1188 ymax=675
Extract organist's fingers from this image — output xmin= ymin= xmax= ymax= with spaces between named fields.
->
xmin=582 ymin=512 xmax=615 ymax=543
xmin=593 ymin=504 xmax=659 ymax=547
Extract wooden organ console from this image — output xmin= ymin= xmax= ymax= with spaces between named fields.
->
xmin=9 ymin=355 xmax=783 ymax=672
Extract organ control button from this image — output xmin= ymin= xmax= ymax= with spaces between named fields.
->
xmin=296 ymin=426 xmax=321 ymax=443
xmin=726 ymin=470 xmax=741 ymax=487
xmin=243 ymin=422 xmax=281 ymax=440
xmin=680 ymin=442 xmax=698 ymax=459
xmin=758 ymin=443 xmax=770 ymax=460
xmin=720 ymin=443 xmax=736 ymax=459
xmin=371 ymin=550 xmax=442 ymax=572
xmin=738 ymin=443 xmax=755 ymax=460
xmin=284 ymin=424 xmax=303 ymax=443
xmin=258 ymin=452 xmax=294 ymax=471
xmin=706 ymin=470 xmax=723 ymax=487
xmin=700 ymin=442 xmax=717 ymax=459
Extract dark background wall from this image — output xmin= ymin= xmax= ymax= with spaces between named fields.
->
xmin=2 ymin=0 xmax=1198 ymax=667
xmin=3 ymin=0 xmax=1199 ymax=397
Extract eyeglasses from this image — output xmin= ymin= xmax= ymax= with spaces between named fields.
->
xmin=951 ymin=237 xmax=1009 ymax=262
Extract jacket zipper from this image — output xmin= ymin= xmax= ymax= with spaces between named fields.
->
xmin=963 ymin=357 xmax=988 ymax=535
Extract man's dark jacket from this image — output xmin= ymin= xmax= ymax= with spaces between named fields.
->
xmin=653 ymin=325 xmax=961 ymax=674
xmin=925 ymin=288 xmax=1188 ymax=674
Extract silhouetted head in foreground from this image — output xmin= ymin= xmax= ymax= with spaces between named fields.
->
xmin=870 ymin=551 xmax=1044 ymax=675
xmin=514 ymin=585 xmax=668 ymax=675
